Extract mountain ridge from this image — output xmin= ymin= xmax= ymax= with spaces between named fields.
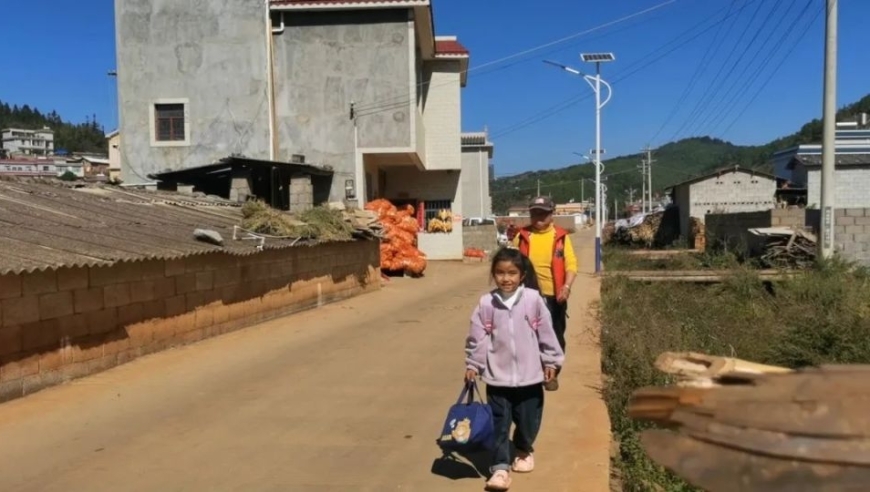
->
xmin=491 ymin=93 xmax=870 ymax=214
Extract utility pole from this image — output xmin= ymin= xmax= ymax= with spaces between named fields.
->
xmin=642 ymin=145 xmax=655 ymax=212
xmin=579 ymin=179 xmax=584 ymax=203
xmin=820 ymin=0 xmax=837 ymax=259
xmin=537 ymin=179 xmax=541 ymax=197
xmin=626 ymin=187 xmax=637 ymax=204
xmin=638 ymin=158 xmax=646 ymax=213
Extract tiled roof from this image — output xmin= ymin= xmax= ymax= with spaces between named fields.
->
xmin=795 ymin=153 xmax=870 ymax=168
xmin=435 ymin=39 xmax=469 ymax=56
xmin=0 ymin=180 xmax=312 ymax=275
xmin=461 ymin=132 xmax=491 ymax=146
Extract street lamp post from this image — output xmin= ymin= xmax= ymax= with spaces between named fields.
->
xmin=545 ymin=53 xmax=615 ymax=273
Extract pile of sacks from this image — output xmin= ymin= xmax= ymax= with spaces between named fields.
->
xmin=365 ymin=199 xmax=427 ymax=276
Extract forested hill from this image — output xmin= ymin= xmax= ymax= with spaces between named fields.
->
xmin=491 ymin=93 xmax=870 ymax=214
xmin=0 ymin=100 xmax=107 ymax=155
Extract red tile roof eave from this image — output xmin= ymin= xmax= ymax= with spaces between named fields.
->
xmin=434 ymin=39 xmax=469 ymax=56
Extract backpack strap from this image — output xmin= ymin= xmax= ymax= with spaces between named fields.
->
xmin=523 ymin=291 xmax=543 ymax=332
xmin=480 ymin=296 xmax=495 ymax=335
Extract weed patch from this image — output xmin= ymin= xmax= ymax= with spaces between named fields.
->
xmin=600 ymin=258 xmax=870 ymax=491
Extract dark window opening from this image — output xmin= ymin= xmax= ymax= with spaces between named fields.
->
xmin=155 ymin=103 xmax=185 ymax=141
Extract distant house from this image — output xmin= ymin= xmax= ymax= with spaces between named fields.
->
xmin=668 ymin=166 xmax=778 ymax=242
xmin=1 ymin=127 xmax=54 ymax=156
xmin=770 ymin=126 xmax=870 ymax=208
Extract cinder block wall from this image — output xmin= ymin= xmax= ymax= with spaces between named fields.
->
xmin=832 ymin=209 xmax=870 ymax=265
xmin=0 ymin=241 xmax=380 ymax=402
xmin=706 ymin=208 xmax=870 ymax=265
xmin=705 ymin=211 xmax=772 ymax=256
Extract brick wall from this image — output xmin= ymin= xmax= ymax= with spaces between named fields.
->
xmin=0 ymin=241 xmax=380 ymax=402
xmin=463 ymin=225 xmax=498 ymax=252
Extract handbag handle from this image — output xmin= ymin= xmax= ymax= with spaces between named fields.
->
xmin=456 ymin=380 xmax=485 ymax=405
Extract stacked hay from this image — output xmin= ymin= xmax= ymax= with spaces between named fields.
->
xmin=240 ymin=201 xmax=354 ymax=241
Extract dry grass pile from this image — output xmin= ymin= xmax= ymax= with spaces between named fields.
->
xmin=240 ymin=201 xmax=353 ymax=241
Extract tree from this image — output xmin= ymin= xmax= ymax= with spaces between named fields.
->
xmin=59 ymin=171 xmax=78 ymax=182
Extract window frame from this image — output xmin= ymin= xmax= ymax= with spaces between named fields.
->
xmin=149 ymin=98 xmax=191 ymax=147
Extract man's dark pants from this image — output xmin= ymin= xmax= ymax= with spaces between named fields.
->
xmin=543 ymin=295 xmax=567 ymax=353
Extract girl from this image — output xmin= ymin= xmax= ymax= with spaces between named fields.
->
xmin=464 ymin=248 xmax=565 ymax=491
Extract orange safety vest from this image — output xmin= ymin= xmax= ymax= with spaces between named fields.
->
xmin=517 ymin=226 xmax=568 ymax=297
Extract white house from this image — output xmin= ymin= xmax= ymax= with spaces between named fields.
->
xmin=1 ymin=128 xmax=54 ymax=156
xmin=771 ymin=126 xmax=870 ymax=208
xmin=668 ymin=166 xmax=778 ymax=242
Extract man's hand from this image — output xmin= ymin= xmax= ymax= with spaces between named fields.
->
xmin=465 ymin=369 xmax=478 ymax=383
xmin=544 ymin=367 xmax=557 ymax=382
xmin=557 ymin=285 xmax=572 ymax=302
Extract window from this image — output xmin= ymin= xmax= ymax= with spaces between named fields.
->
xmin=150 ymin=98 xmax=190 ymax=147
xmin=155 ymin=103 xmax=185 ymax=141
xmin=423 ymin=199 xmax=453 ymax=222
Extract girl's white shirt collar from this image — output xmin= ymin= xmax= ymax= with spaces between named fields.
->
xmin=496 ymin=285 xmax=524 ymax=310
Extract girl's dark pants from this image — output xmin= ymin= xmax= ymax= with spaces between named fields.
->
xmin=486 ymin=384 xmax=545 ymax=471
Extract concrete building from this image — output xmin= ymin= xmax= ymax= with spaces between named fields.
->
xmin=770 ymin=127 xmax=870 ymax=208
xmin=107 ymin=130 xmax=121 ymax=181
xmin=668 ymin=166 xmax=778 ymax=242
xmin=1 ymin=128 xmax=54 ymax=156
xmin=460 ymin=131 xmax=494 ymax=220
xmin=115 ymin=0 xmax=472 ymax=259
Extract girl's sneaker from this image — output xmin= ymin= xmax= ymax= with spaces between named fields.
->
xmin=485 ymin=470 xmax=512 ymax=491
xmin=512 ymin=452 xmax=535 ymax=473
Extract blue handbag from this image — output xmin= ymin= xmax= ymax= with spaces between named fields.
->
xmin=436 ymin=381 xmax=494 ymax=452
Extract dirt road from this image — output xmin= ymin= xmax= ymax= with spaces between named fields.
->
xmin=0 ymin=230 xmax=609 ymax=492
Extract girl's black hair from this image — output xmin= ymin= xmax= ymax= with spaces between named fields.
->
xmin=490 ymin=247 xmax=540 ymax=291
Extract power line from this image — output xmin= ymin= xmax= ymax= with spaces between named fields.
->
xmin=351 ymin=0 xmax=677 ymax=113
xmin=664 ymin=0 xmax=768 ymax=143
xmin=717 ymin=3 xmax=823 ymax=137
xmin=647 ymin=0 xmax=740 ymax=144
xmin=693 ymin=0 xmax=796 ymax=135
xmin=489 ymin=0 xmax=757 ymax=142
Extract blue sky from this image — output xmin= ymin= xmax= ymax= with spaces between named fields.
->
xmin=1 ymin=0 xmax=867 ymax=176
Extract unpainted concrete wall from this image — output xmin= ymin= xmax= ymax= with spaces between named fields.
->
xmin=0 ymin=241 xmax=380 ymax=403
xmin=463 ymin=225 xmax=498 ymax=253
xmin=115 ymin=0 xmax=271 ymax=181
xmin=273 ymin=9 xmax=414 ymax=201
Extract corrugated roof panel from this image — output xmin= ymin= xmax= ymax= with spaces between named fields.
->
xmin=0 ymin=181 xmax=316 ymax=275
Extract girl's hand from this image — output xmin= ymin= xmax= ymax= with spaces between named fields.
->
xmin=465 ymin=369 xmax=478 ymax=383
xmin=544 ymin=367 xmax=556 ymax=382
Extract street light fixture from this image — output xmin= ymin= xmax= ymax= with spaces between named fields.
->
xmin=544 ymin=52 xmax=614 ymax=273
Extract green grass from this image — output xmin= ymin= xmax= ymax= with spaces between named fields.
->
xmin=600 ymin=258 xmax=870 ymax=491
xmin=602 ymin=246 xmax=742 ymax=272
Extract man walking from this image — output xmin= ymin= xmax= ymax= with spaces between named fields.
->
xmin=513 ymin=197 xmax=578 ymax=391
